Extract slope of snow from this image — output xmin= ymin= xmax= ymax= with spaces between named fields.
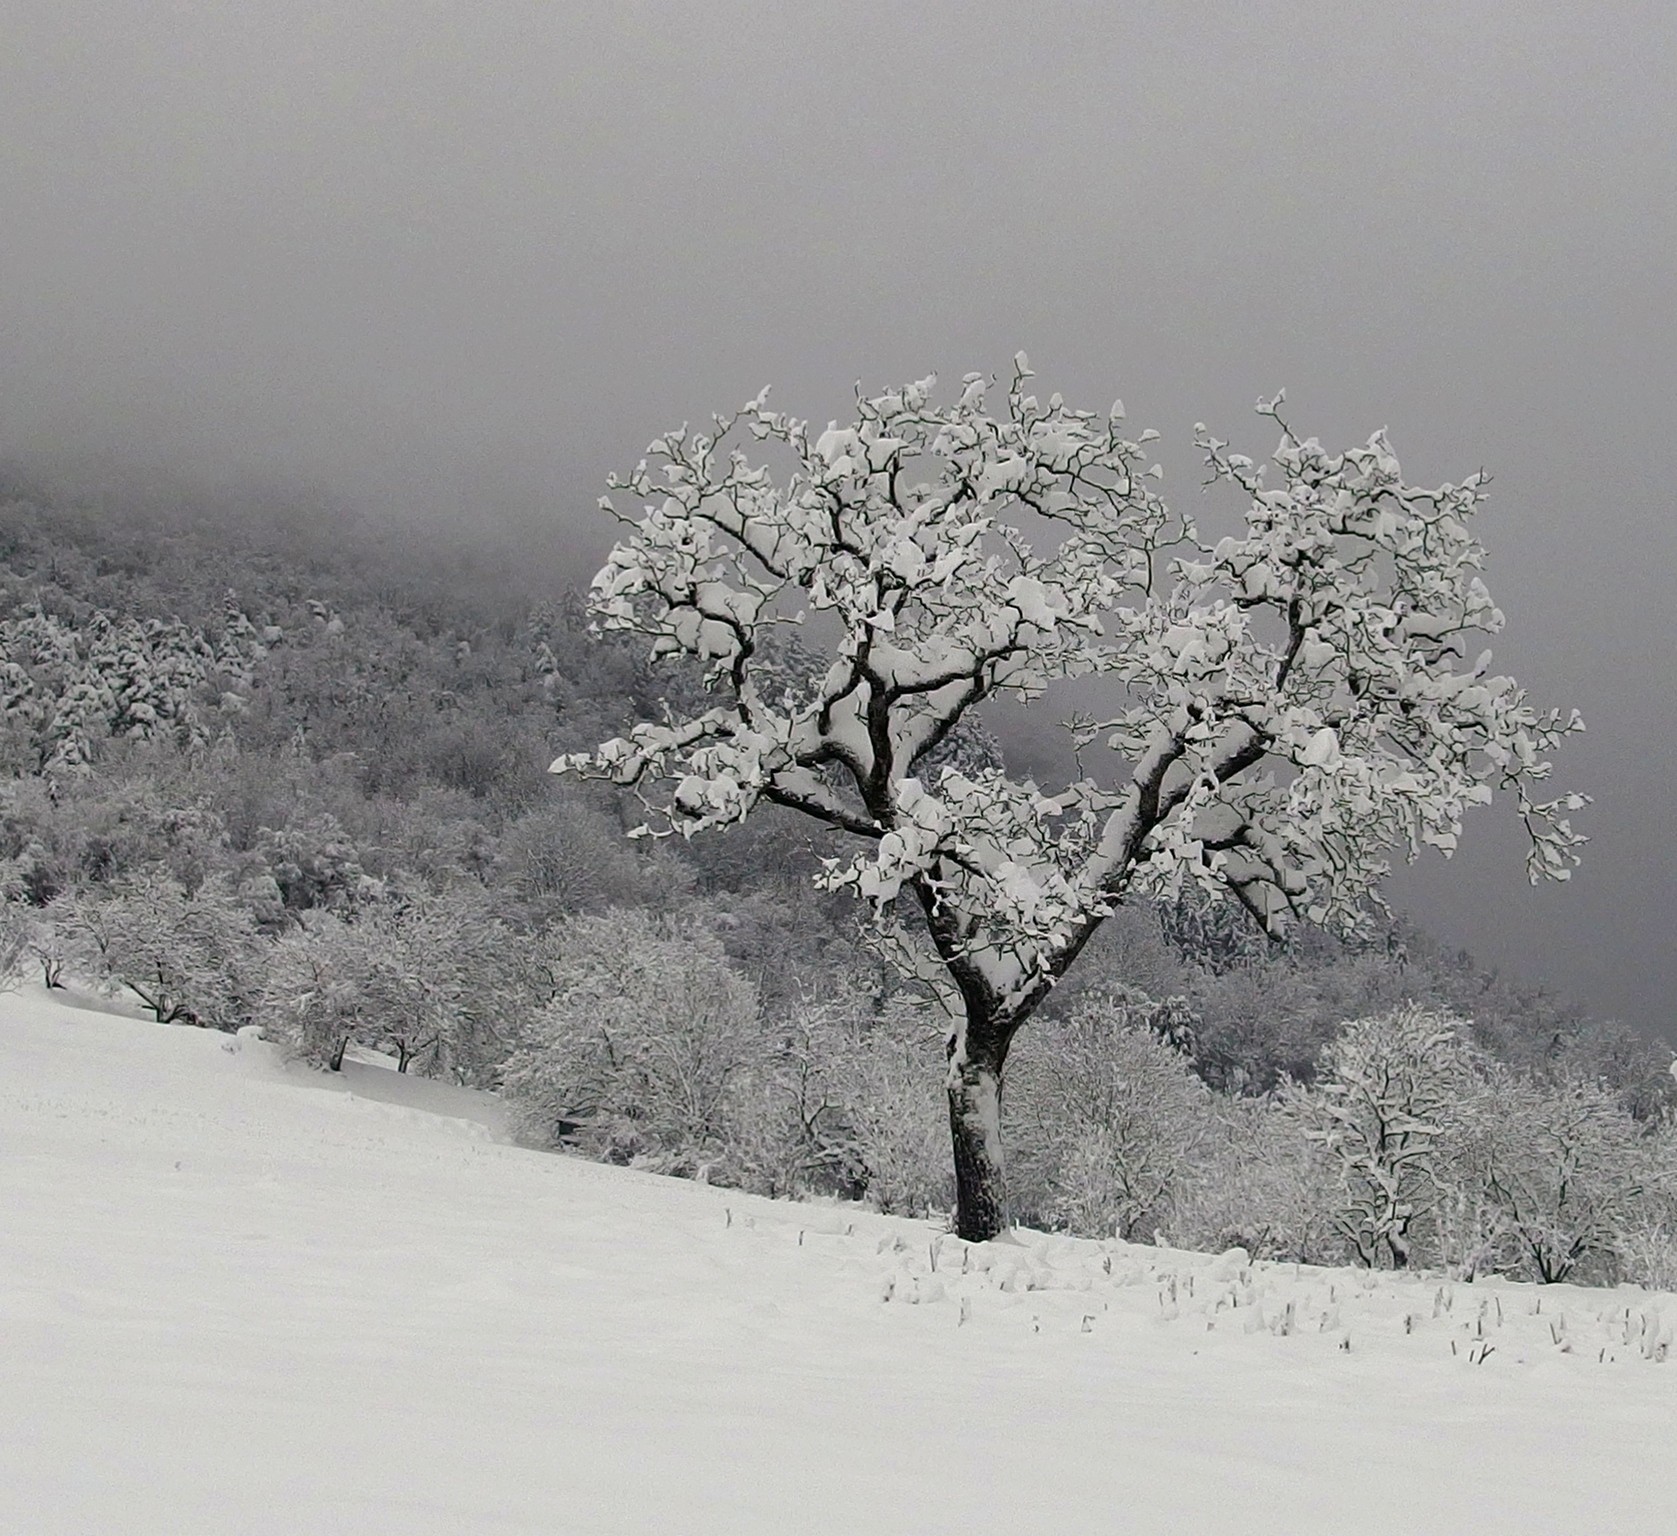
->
xmin=2 ymin=986 xmax=1672 ymax=1535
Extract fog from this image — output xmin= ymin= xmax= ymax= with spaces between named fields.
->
xmin=3 ymin=2 xmax=1673 ymax=1039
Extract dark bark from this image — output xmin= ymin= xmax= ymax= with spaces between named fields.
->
xmin=947 ymin=1034 xmax=1009 ymax=1243
xmin=328 ymin=1034 xmax=349 ymax=1072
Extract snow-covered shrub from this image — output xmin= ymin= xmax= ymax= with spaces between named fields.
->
xmin=256 ymin=890 xmax=528 ymax=1081
xmin=1007 ymin=998 xmax=1214 ymax=1238
xmin=1542 ymin=1017 xmax=1677 ymax=1123
xmin=0 ymin=769 xmax=232 ymax=905
xmin=52 ymin=870 xmax=261 ymax=1027
xmin=720 ymin=993 xmax=949 ymax=1211
xmin=718 ymin=1002 xmax=863 ymax=1200
xmin=500 ymin=910 xmax=761 ymax=1175
xmin=809 ymin=996 xmax=951 ymax=1216
xmin=1615 ymin=1217 xmax=1677 ymax=1293
xmin=1452 ymin=1067 xmax=1647 ymax=1284
xmin=1297 ymin=1004 xmax=1481 ymax=1269
xmin=1164 ymin=1093 xmax=1348 ymax=1263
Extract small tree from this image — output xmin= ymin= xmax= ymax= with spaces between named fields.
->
xmin=53 ymin=870 xmax=260 ymax=1028
xmin=501 ymin=909 xmax=761 ymax=1173
xmin=557 ymin=361 xmax=1584 ymax=1239
xmin=258 ymin=911 xmax=371 ymax=1070
xmin=1299 ymin=1004 xmax=1479 ymax=1268
xmin=1460 ymin=1068 xmax=1645 ymax=1283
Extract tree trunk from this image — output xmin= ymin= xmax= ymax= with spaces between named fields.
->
xmin=948 ymin=1049 xmax=1008 ymax=1242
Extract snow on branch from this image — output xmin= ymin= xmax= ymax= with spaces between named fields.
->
xmin=557 ymin=369 xmax=1584 ymax=1017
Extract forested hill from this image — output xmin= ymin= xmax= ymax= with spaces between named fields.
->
xmin=0 ymin=474 xmax=1671 ymax=1269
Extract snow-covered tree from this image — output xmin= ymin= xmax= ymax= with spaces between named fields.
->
xmin=556 ymin=360 xmax=1585 ymax=1239
xmin=501 ymin=910 xmax=761 ymax=1173
xmin=53 ymin=871 xmax=261 ymax=1028
xmin=0 ymin=604 xmax=262 ymax=776
xmin=254 ymin=813 xmax=381 ymax=916
xmin=1299 ymin=1004 xmax=1480 ymax=1268
xmin=257 ymin=891 xmax=525 ymax=1081
xmin=1457 ymin=1067 xmax=1646 ymax=1283
xmin=257 ymin=911 xmax=371 ymax=1070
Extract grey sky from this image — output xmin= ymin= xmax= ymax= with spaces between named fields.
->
xmin=3 ymin=2 xmax=1673 ymax=1039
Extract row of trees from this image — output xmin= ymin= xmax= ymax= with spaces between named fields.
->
xmin=498 ymin=961 xmax=1677 ymax=1289
xmin=11 ymin=861 xmax=1668 ymax=1285
xmin=4 ymin=768 xmax=1671 ymax=1288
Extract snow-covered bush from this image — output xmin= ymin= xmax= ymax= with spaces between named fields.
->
xmin=490 ymin=795 xmax=678 ymax=921
xmin=1188 ymin=1005 xmax=1662 ymax=1283
xmin=1541 ymin=1018 xmax=1677 ymax=1123
xmin=501 ymin=910 xmax=761 ymax=1175
xmin=802 ymin=996 xmax=950 ymax=1215
xmin=52 ymin=870 xmax=261 ymax=1028
xmin=0 ymin=769 xmax=233 ymax=905
xmin=257 ymin=912 xmax=370 ymax=1070
xmin=1452 ymin=1067 xmax=1647 ymax=1284
xmin=1007 ymin=998 xmax=1214 ymax=1238
xmin=254 ymin=813 xmax=381 ymax=916
xmin=1164 ymin=1094 xmax=1347 ymax=1264
xmin=1614 ymin=1216 xmax=1677 ymax=1293
xmin=724 ymin=993 xmax=950 ymax=1212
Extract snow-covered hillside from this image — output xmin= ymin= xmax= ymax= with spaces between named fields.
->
xmin=3 ymin=989 xmax=1672 ymax=1535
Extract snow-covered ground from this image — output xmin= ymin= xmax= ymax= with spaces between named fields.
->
xmin=3 ymin=988 xmax=1673 ymax=1535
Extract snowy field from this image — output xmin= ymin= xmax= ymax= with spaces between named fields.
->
xmin=3 ymin=988 xmax=1673 ymax=1535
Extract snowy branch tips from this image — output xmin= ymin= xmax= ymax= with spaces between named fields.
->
xmin=553 ymin=359 xmax=1586 ymax=1241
